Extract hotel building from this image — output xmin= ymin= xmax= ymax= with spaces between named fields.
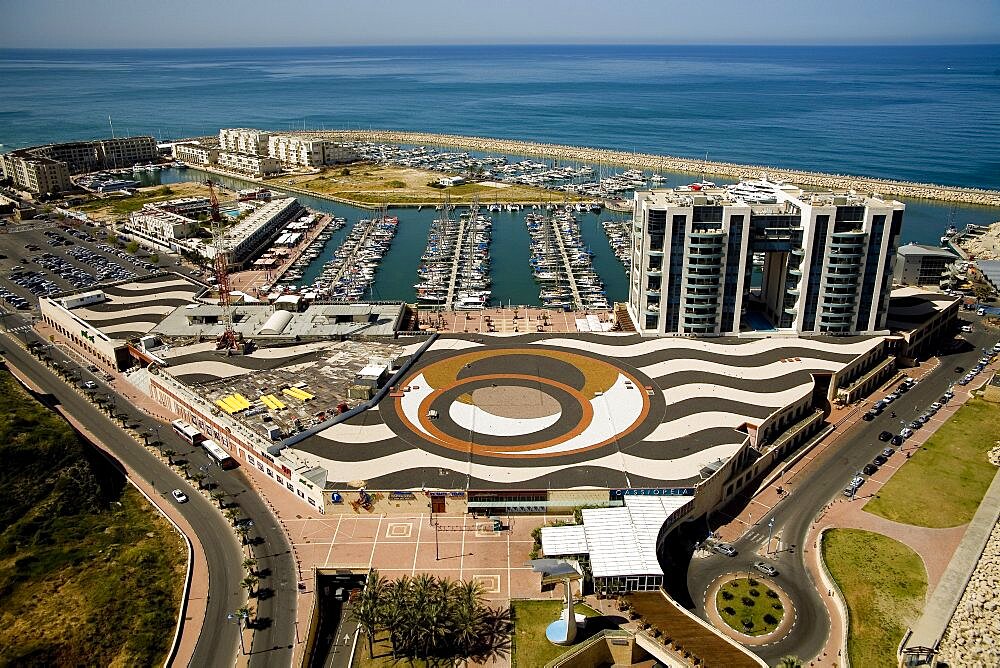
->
xmin=1 ymin=136 xmax=157 ymax=194
xmin=628 ymin=180 xmax=904 ymax=336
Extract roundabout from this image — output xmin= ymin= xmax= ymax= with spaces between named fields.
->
xmin=704 ymin=573 xmax=796 ymax=646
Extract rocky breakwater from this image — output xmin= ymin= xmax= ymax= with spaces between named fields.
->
xmin=936 ymin=514 xmax=1000 ymax=667
xmin=321 ymin=130 xmax=1000 ymax=208
xmin=956 ymin=221 xmax=1000 ymax=261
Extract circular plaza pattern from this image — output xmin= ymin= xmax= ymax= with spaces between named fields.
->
xmin=393 ymin=347 xmax=652 ymax=459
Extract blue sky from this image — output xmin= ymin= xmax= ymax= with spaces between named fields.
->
xmin=1 ymin=0 xmax=998 ymax=48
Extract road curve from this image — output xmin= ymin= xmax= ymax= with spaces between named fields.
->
xmin=1 ymin=314 xmax=297 ymax=666
xmin=687 ymin=327 xmax=998 ymax=664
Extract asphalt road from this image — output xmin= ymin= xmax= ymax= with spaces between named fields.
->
xmin=0 ymin=311 xmax=297 ymax=667
xmin=687 ymin=324 xmax=1000 ymax=664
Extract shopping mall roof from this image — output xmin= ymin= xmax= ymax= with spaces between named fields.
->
xmin=543 ymin=494 xmax=693 ymax=579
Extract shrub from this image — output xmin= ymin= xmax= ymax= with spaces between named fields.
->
xmin=721 ymin=590 xmax=734 ymax=601
xmin=741 ymin=596 xmax=755 ymax=607
xmin=149 ymin=254 xmax=159 ymax=264
xmin=385 ymin=180 xmax=405 ymax=188
xmin=742 ymin=618 xmax=753 ymax=630
xmin=748 ymin=578 xmax=759 ymax=587
xmin=723 ymin=606 xmax=736 ymax=616
xmin=763 ymin=613 xmax=778 ymax=625
xmin=749 ymin=588 xmax=760 ymax=597
xmin=340 ymin=168 xmax=351 ymax=176
xmin=773 ymin=602 xmax=783 ymax=610
xmin=766 ymin=589 xmax=779 ymax=599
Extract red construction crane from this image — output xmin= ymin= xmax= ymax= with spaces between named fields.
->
xmin=207 ymin=179 xmax=238 ymax=351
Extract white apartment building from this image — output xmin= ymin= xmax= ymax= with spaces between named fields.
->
xmin=629 ymin=180 xmax=905 ymax=336
xmin=267 ymin=134 xmax=358 ymax=167
xmin=173 ymin=142 xmax=220 ymax=166
xmin=219 ymin=128 xmax=273 ymax=155
xmin=124 ymin=207 xmax=197 ymax=243
xmin=217 ymin=151 xmax=282 ymax=177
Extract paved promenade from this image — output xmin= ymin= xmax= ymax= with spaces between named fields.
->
xmin=904 ymin=468 xmax=1000 ymax=655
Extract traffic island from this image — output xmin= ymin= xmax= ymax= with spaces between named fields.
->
xmin=704 ymin=574 xmax=795 ymax=646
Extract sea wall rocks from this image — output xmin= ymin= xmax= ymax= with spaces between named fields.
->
xmin=936 ymin=517 xmax=1000 ymax=667
xmin=318 ymin=130 xmax=1000 ymax=207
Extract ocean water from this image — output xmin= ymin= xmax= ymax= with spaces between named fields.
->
xmin=5 ymin=45 xmax=1000 ymax=304
xmin=1 ymin=45 xmax=999 ymax=189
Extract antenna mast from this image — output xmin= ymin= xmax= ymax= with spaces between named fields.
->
xmin=207 ymin=179 xmax=238 ymax=351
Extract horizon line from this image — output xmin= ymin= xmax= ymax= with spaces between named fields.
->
xmin=1 ymin=41 xmax=999 ymax=51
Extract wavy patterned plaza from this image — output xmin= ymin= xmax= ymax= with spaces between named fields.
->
xmin=291 ymin=334 xmax=883 ymax=491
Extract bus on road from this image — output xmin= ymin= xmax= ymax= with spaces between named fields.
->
xmin=171 ymin=419 xmax=205 ymax=446
xmin=201 ymin=439 xmax=238 ymax=470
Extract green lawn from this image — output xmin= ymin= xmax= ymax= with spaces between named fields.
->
xmin=511 ymin=599 xmax=600 ymax=668
xmin=822 ymin=529 xmax=927 ymax=668
xmin=715 ymin=578 xmax=783 ymax=636
xmin=864 ymin=398 xmax=1000 ymax=527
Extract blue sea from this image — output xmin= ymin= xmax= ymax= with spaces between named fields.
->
xmin=2 ymin=45 xmax=999 ymax=304
xmin=2 ymin=44 xmax=999 ymax=188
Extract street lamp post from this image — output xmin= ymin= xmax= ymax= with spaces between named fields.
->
xmin=766 ymin=517 xmax=775 ymax=556
xmin=227 ymin=610 xmax=249 ymax=655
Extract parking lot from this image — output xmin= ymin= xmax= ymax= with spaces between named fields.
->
xmin=0 ymin=221 xmax=164 ymax=312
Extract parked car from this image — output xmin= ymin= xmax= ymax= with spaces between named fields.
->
xmin=863 ymin=411 xmax=876 ymax=421
xmin=753 ymin=561 xmax=778 ymax=577
xmin=713 ymin=543 xmax=737 ymax=557
xmin=863 ymin=463 xmax=879 ymax=475
xmin=909 ymin=420 xmax=922 ymax=430
xmin=81 ymin=380 xmax=97 ymax=390
xmin=873 ymin=454 xmax=888 ymax=466
xmin=878 ymin=431 xmax=894 ymax=442
xmin=882 ymin=447 xmax=895 ymax=458
xmin=930 ymin=402 xmax=942 ymax=410
xmin=961 ymin=325 xmax=973 ymax=333
xmin=171 ymin=489 xmax=188 ymax=503
xmin=900 ymin=427 xmax=914 ymax=439
xmin=891 ymin=435 xmax=904 ymax=446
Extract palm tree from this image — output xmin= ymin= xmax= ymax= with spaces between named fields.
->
xmin=241 ymin=574 xmax=259 ymax=597
xmin=235 ymin=525 xmax=250 ymax=546
xmin=242 ymin=557 xmax=257 ymax=575
xmin=191 ymin=472 xmax=206 ymax=489
xmin=162 ymin=448 xmax=177 ymax=465
xmin=178 ymin=463 xmax=190 ymax=480
xmin=225 ymin=508 xmax=241 ymax=526
xmin=776 ymin=657 xmax=803 ymax=668
xmin=352 ymin=570 xmax=386 ymax=658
